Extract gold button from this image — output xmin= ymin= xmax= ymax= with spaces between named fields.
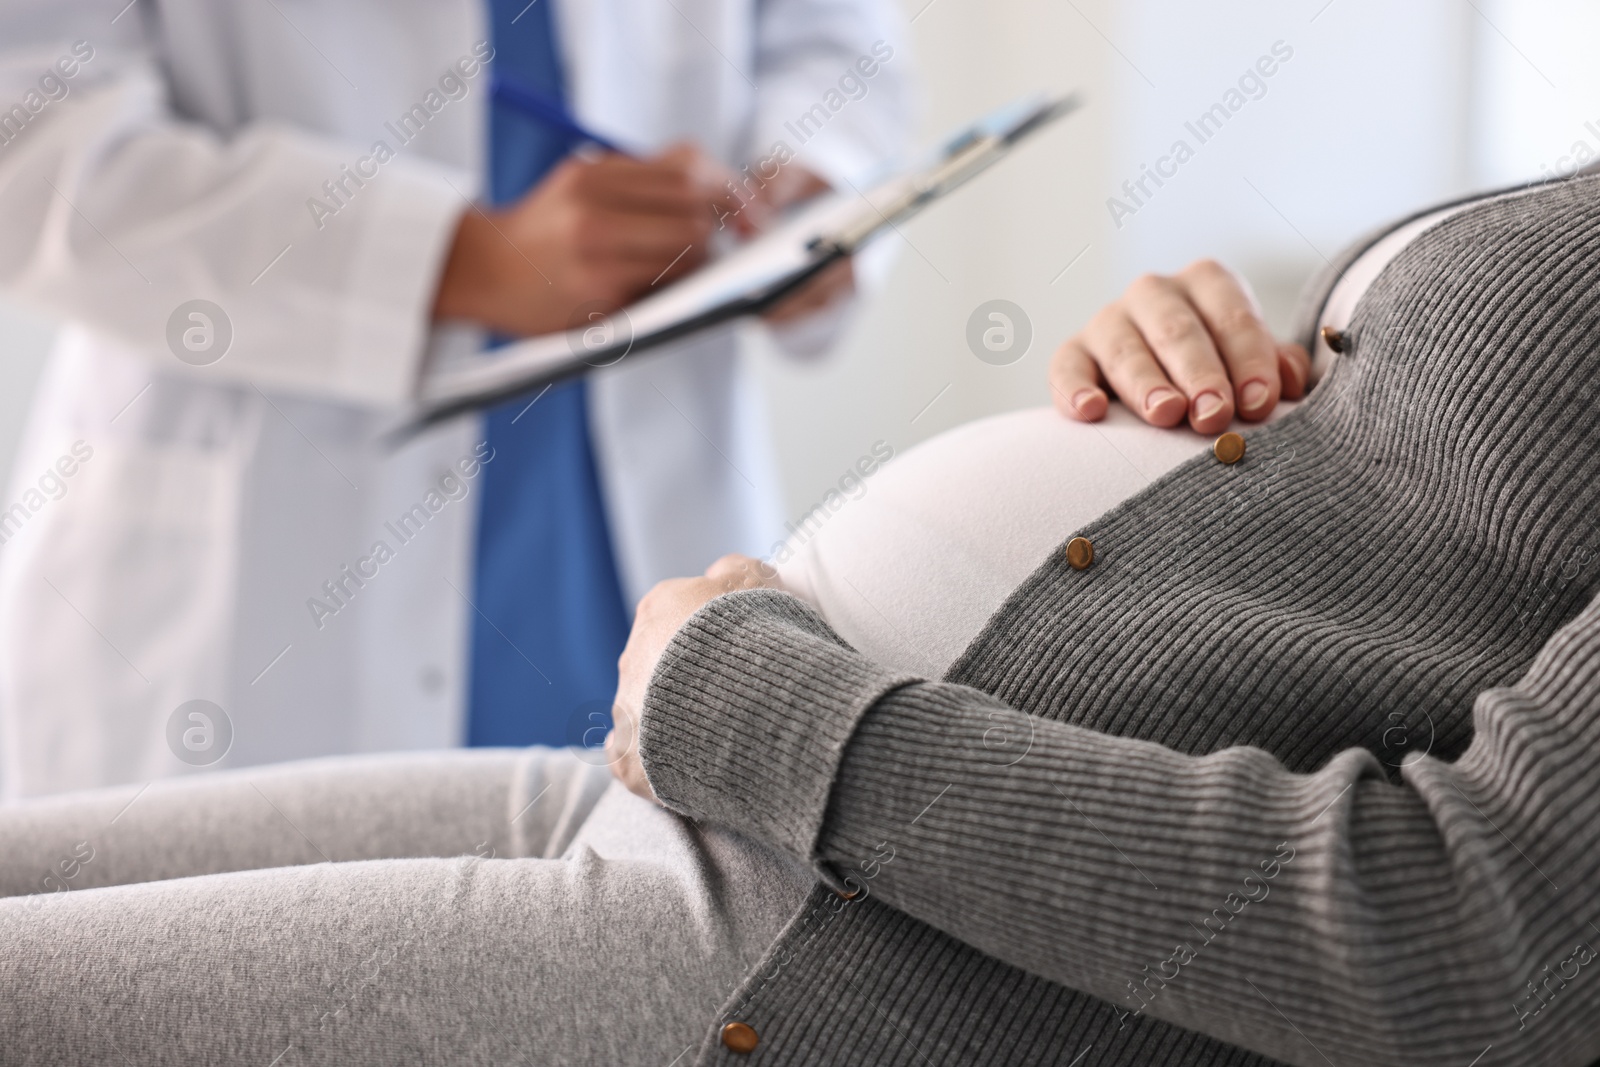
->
xmin=1065 ymin=536 xmax=1094 ymax=570
xmin=1320 ymin=325 xmax=1346 ymax=353
xmin=1212 ymin=431 xmax=1246 ymax=465
xmin=835 ymin=885 xmax=861 ymax=901
xmin=721 ymin=1022 xmax=759 ymax=1054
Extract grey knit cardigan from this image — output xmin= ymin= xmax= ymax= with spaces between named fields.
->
xmin=638 ymin=174 xmax=1600 ymax=1067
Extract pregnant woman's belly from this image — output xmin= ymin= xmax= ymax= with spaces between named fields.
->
xmin=775 ymin=404 xmax=1293 ymax=677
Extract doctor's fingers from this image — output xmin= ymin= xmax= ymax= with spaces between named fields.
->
xmin=565 ymin=255 xmax=702 ymax=309
xmin=571 ymin=208 xmax=712 ymax=265
xmin=762 ymin=257 xmax=854 ymax=324
xmin=577 ymin=151 xmax=731 ymax=214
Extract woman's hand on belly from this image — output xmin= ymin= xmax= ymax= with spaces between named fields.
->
xmin=1050 ymin=258 xmax=1310 ymax=434
xmin=608 ymin=554 xmax=783 ymax=801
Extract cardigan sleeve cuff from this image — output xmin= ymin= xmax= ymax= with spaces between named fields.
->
xmin=638 ymin=588 xmax=917 ymax=874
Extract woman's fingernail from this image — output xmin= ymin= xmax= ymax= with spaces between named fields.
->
xmin=1193 ymin=391 xmax=1225 ymax=422
xmin=1240 ymin=380 xmax=1270 ymax=411
xmin=1146 ymin=387 xmax=1179 ymax=413
xmin=1072 ymin=388 xmax=1099 ymax=413
xmin=1281 ymin=360 xmax=1302 ymax=394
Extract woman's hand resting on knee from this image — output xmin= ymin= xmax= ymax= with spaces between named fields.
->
xmin=1051 ymin=258 xmax=1311 ymax=434
xmin=607 ymin=554 xmax=782 ymax=800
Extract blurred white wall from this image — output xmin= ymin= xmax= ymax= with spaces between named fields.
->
xmin=0 ymin=0 xmax=1595 ymax=518
xmin=0 ymin=300 xmax=51 ymax=482
xmin=1472 ymin=0 xmax=1600 ymax=186
xmin=1104 ymin=0 xmax=1475 ymax=322
xmin=754 ymin=0 xmax=1598 ymax=517
xmin=748 ymin=0 xmax=1113 ymax=507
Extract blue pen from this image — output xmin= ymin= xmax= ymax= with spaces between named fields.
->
xmin=491 ymin=73 xmax=634 ymax=157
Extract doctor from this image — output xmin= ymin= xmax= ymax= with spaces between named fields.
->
xmin=0 ymin=0 xmax=910 ymax=795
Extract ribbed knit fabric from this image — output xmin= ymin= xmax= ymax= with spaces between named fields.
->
xmin=640 ymin=173 xmax=1600 ymax=1067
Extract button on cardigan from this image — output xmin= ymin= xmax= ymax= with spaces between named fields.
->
xmin=641 ymin=173 xmax=1600 ymax=1066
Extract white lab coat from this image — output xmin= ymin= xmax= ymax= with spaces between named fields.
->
xmin=0 ymin=0 xmax=911 ymax=796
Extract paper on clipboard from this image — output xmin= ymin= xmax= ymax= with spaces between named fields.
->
xmin=404 ymin=92 xmax=1082 ymax=432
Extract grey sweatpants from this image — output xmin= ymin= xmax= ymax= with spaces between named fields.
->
xmin=0 ymin=748 xmax=813 ymax=1066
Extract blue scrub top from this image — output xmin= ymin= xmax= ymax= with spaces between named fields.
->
xmin=466 ymin=0 xmax=632 ymax=748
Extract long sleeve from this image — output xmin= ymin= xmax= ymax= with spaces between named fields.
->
xmin=639 ymin=587 xmax=1600 ymax=1066
xmin=743 ymin=0 xmax=914 ymax=357
xmin=747 ymin=0 xmax=914 ymax=190
xmin=0 ymin=11 xmax=468 ymax=408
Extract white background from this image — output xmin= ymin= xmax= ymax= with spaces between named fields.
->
xmin=2 ymin=0 xmax=1597 ymax=515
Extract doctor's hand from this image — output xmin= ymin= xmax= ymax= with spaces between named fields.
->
xmin=717 ymin=164 xmax=857 ymax=326
xmin=432 ymin=143 xmax=728 ymax=337
xmin=607 ymin=554 xmax=782 ymax=802
xmin=763 ymin=256 xmax=855 ymax=326
xmin=1050 ymin=259 xmax=1311 ymax=435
